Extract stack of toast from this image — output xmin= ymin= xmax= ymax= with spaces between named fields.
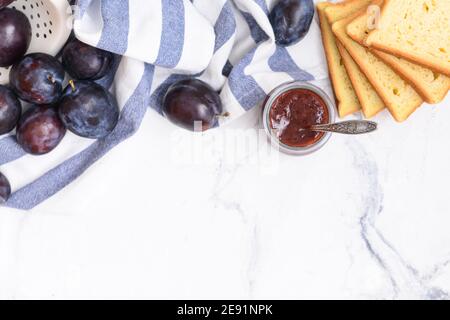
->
xmin=317 ymin=0 xmax=450 ymax=122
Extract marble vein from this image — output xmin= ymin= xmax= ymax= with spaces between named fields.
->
xmin=348 ymin=140 xmax=449 ymax=300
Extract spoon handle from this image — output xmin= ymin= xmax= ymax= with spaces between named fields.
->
xmin=310 ymin=120 xmax=378 ymax=135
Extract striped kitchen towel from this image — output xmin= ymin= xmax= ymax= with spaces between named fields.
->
xmin=0 ymin=0 xmax=329 ymax=210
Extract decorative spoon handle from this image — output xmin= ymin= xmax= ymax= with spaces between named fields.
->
xmin=310 ymin=120 xmax=378 ymax=135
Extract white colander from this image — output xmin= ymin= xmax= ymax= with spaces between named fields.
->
xmin=0 ymin=0 xmax=72 ymax=84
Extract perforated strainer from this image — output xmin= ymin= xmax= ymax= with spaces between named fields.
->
xmin=0 ymin=0 xmax=72 ymax=84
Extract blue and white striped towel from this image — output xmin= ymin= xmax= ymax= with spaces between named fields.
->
xmin=0 ymin=0 xmax=330 ymax=210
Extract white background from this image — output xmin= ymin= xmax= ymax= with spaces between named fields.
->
xmin=1 ymin=90 xmax=450 ymax=299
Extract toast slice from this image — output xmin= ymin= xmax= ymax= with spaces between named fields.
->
xmin=347 ymin=8 xmax=450 ymax=104
xmin=317 ymin=0 xmax=375 ymax=117
xmin=324 ymin=0 xmax=373 ymax=23
xmin=365 ymin=0 xmax=450 ymax=77
xmin=332 ymin=14 xmax=423 ymax=122
xmin=336 ymin=42 xmax=385 ymax=118
xmin=317 ymin=2 xmax=360 ymax=118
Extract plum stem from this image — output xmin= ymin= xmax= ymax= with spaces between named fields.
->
xmin=217 ymin=112 xmax=230 ymax=118
xmin=69 ymin=80 xmax=76 ymax=92
xmin=47 ymin=74 xmax=55 ymax=84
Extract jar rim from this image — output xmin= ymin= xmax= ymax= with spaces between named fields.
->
xmin=262 ymin=81 xmax=337 ymax=156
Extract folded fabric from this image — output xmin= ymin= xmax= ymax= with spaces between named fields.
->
xmin=0 ymin=0 xmax=329 ymax=210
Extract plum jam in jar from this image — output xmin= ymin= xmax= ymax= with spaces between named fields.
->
xmin=263 ymin=82 xmax=336 ymax=156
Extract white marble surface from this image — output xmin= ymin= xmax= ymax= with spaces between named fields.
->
xmin=1 ymin=92 xmax=450 ymax=300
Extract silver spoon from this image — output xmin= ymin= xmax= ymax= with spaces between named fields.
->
xmin=308 ymin=120 xmax=377 ymax=135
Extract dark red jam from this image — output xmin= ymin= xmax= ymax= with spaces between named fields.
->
xmin=269 ymin=88 xmax=330 ymax=148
